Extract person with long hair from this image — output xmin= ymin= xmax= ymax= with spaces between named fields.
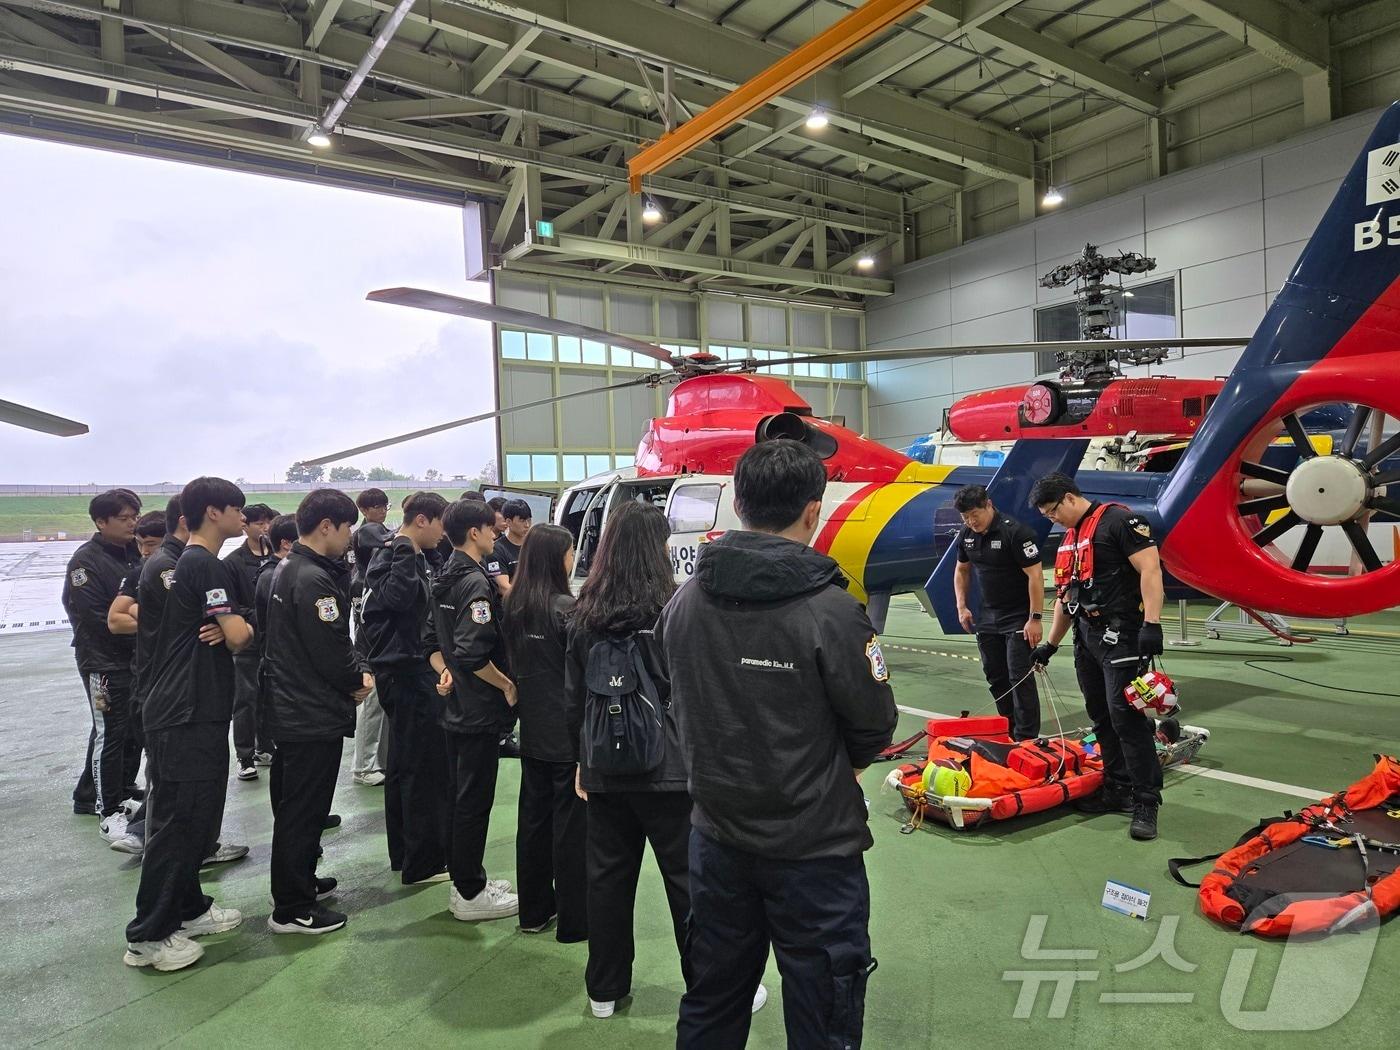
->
xmin=503 ymin=523 xmax=586 ymax=941
xmin=565 ymin=500 xmax=768 ymax=1020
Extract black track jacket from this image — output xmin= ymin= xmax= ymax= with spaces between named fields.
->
xmin=656 ymin=530 xmax=898 ymax=860
xmin=432 ymin=550 xmax=513 ymax=736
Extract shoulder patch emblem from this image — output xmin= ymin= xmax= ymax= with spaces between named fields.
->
xmin=1128 ymin=518 xmax=1152 ymax=539
xmin=1023 ymin=541 xmax=1039 ymax=558
xmin=160 ymin=568 xmax=176 ymax=590
xmin=470 ymin=599 xmax=492 ymax=625
xmin=70 ymin=567 xmax=88 ymax=587
xmin=315 ymin=597 xmax=340 ymax=622
xmin=865 ymin=635 xmax=890 ymax=683
xmin=205 ymin=588 xmax=228 ymax=605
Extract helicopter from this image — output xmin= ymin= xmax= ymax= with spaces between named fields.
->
xmin=307 ymin=103 xmax=1400 ymax=631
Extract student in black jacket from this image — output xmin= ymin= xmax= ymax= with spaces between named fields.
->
xmin=264 ymin=490 xmax=372 ymax=935
xmin=349 ymin=488 xmax=394 ymax=786
xmin=62 ymin=488 xmax=143 ymax=832
xmin=431 ymin=499 xmax=519 ymax=922
xmin=502 ymin=523 xmax=584 ymax=941
xmin=224 ymin=503 xmax=278 ymax=780
xmin=252 ymin=515 xmax=298 ymax=751
xmin=563 ymin=501 xmax=743 ymax=1021
xmin=360 ymin=491 xmax=453 ymax=884
xmin=661 ymin=441 xmax=898 ymax=1050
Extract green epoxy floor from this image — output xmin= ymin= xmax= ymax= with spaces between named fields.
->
xmin=4 ymin=601 xmax=1400 ymax=1049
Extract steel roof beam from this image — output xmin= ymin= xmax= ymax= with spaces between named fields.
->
xmin=1169 ymin=0 xmax=1329 ymax=76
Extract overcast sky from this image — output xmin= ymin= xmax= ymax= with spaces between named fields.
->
xmin=0 ymin=134 xmax=497 ymax=486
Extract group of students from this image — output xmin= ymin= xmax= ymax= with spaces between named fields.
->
xmin=61 ymin=440 xmax=901 ymax=1048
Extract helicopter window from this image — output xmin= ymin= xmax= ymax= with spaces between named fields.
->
xmin=667 ymin=485 xmax=723 ymax=534
xmin=1204 ymin=393 xmax=1218 ymax=414
xmin=1182 ymin=397 xmax=1203 ymax=418
xmin=560 ymin=488 xmax=597 ymax=545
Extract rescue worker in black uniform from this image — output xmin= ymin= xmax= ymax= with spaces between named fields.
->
xmin=62 ymin=489 xmax=143 ymax=830
xmin=361 ymin=491 xmax=453 ymax=884
xmin=224 ymin=503 xmax=277 ymax=780
xmin=952 ymin=484 xmax=1044 ymax=740
xmin=264 ymin=489 xmax=372 ymax=935
xmin=1029 ymin=472 xmax=1166 ymax=841
xmin=431 ymin=499 xmax=519 ymax=922
xmin=659 ymin=441 xmax=899 ymax=1050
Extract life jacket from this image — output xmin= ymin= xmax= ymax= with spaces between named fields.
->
xmin=1169 ymin=755 xmax=1400 ymax=937
xmin=1053 ymin=502 xmax=1134 ymax=616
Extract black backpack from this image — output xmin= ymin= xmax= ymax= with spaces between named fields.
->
xmin=582 ymin=634 xmax=666 ymax=776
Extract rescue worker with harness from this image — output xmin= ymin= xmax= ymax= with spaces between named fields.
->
xmin=1028 ymin=472 xmax=1166 ymax=841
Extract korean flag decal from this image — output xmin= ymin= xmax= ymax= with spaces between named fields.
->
xmin=470 ymin=599 xmax=492 ymax=625
xmin=865 ymin=635 xmax=890 ymax=683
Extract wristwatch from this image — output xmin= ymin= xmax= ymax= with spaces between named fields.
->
xmin=1031 ymin=612 xmax=1043 ymax=620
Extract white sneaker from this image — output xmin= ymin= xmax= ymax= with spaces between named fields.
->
xmin=98 ymin=813 xmax=128 ymax=843
xmin=353 ymin=771 xmax=386 ymax=786
xmin=123 ymin=933 xmax=204 ymax=971
xmin=487 ymin=878 xmax=513 ymax=894
xmin=589 ymin=999 xmax=615 ymax=1019
xmin=253 ymin=751 xmax=275 ymax=766
xmin=179 ymin=904 xmax=244 ymax=937
xmin=752 ymin=983 xmax=769 ymax=1014
xmin=201 ymin=843 xmax=250 ymax=867
xmin=109 ymin=832 xmax=144 ymax=856
xmin=448 ymin=881 xmax=519 ymax=922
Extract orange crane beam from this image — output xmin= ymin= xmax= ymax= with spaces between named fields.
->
xmin=627 ymin=0 xmax=930 ymax=193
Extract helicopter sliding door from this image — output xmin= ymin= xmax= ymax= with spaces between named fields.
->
xmin=569 ymin=477 xmax=676 ymax=585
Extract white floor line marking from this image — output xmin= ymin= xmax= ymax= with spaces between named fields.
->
xmin=893 ymin=706 xmax=1327 ymax=802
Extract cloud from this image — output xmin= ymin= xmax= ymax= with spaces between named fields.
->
xmin=0 ymin=134 xmax=497 ymax=483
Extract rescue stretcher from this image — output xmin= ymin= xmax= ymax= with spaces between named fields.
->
xmin=881 ymin=714 xmax=1210 ymax=831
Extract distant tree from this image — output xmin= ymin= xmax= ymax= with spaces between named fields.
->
xmin=478 ymin=458 xmax=498 ymax=484
xmin=367 ymin=465 xmax=410 ymax=482
xmin=329 ymin=466 xmax=366 ymax=482
xmin=286 ymin=461 xmax=324 ymax=483
xmin=424 ymin=468 xmax=442 ymax=483
xmin=235 ymin=477 xmax=247 ymax=487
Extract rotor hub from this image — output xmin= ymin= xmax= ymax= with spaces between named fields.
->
xmin=1285 ymin=455 xmax=1369 ymax=525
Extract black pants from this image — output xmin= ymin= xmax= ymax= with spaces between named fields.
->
xmin=445 ymin=730 xmax=502 ymax=900
xmin=677 ymin=831 xmax=874 ymax=1050
xmin=378 ymin=666 xmax=450 ymax=882
xmin=74 ymin=668 xmax=133 ymax=817
xmin=585 ymin=790 xmax=691 ymax=1003
xmin=125 ymin=726 xmax=228 ymax=943
xmin=1074 ymin=623 xmax=1163 ymax=806
xmin=231 ymin=653 xmax=266 ymax=763
xmin=270 ymin=738 xmax=343 ymax=917
xmin=516 ymin=756 xmax=587 ymax=940
xmin=976 ymin=631 xmax=1041 ymax=740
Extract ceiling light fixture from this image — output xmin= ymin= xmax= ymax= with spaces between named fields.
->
xmin=1042 ymin=185 xmax=1064 ymax=207
xmin=857 ymin=253 xmax=875 ymax=269
xmin=642 ymin=198 xmax=663 ymax=223
xmin=805 ymin=107 xmax=829 ymax=130
xmin=304 ymin=124 xmax=331 ymax=148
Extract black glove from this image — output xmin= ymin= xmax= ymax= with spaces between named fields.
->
xmin=1030 ymin=642 xmax=1058 ymax=668
xmin=1138 ymin=622 xmax=1164 ymax=658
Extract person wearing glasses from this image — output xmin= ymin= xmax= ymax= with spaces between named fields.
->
xmin=62 ymin=489 xmax=144 ymax=839
xmin=1027 ymin=472 xmax=1166 ymax=842
xmin=951 ymin=484 xmax=1044 ymax=741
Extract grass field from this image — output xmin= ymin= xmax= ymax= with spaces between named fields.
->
xmin=0 ymin=491 xmax=428 ymax=540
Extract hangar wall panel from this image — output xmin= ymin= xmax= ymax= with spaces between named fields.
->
xmin=867 ymin=109 xmax=1381 ymax=452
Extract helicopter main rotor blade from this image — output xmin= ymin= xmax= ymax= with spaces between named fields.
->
xmin=367 ymin=288 xmax=680 ymax=368
xmin=0 ymin=398 xmax=89 ymax=437
xmin=303 ymin=375 xmax=658 ymax=466
xmin=745 ymin=337 xmax=1251 ymax=371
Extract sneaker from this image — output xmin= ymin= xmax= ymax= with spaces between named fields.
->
xmin=236 ymin=761 xmax=258 ymax=782
xmin=99 ymin=813 xmax=128 ymax=843
xmin=179 ymin=904 xmax=243 ymax=937
xmin=589 ymin=999 xmax=615 ymax=1019
xmin=124 ymin=933 xmax=204 ymax=971
xmin=267 ymin=906 xmax=348 ymax=936
xmin=487 ymin=878 xmax=513 ymax=894
xmin=1075 ymin=785 xmax=1135 ymax=815
xmin=201 ymin=843 xmax=250 ymax=867
xmin=353 ymin=771 xmax=386 ymax=786
xmin=73 ymin=800 xmax=98 ymax=816
xmin=322 ymin=814 xmax=342 ymax=830
xmin=752 ymin=983 xmax=769 ymax=1014
xmin=1130 ymin=803 xmax=1159 ymax=841
xmin=253 ymin=751 xmax=275 ymax=766
xmin=519 ymin=914 xmax=557 ymax=934
xmin=110 ymin=832 xmax=145 ymax=856
xmin=449 ymin=882 xmax=519 ymax=922
xmin=315 ymin=876 xmax=338 ymax=900
xmin=119 ymin=797 xmax=142 ymax=818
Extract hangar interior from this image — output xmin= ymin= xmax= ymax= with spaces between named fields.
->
xmin=4 ymin=0 xmax=1400 ymax=1047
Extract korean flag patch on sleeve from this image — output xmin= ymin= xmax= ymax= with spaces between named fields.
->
xmin=865 ymin=635 xmax=890 ymax=683
xmin=315 ymin=597 xmax=340 ymax=623
xmin=470 ymin=599 xmax=492 ymax=625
